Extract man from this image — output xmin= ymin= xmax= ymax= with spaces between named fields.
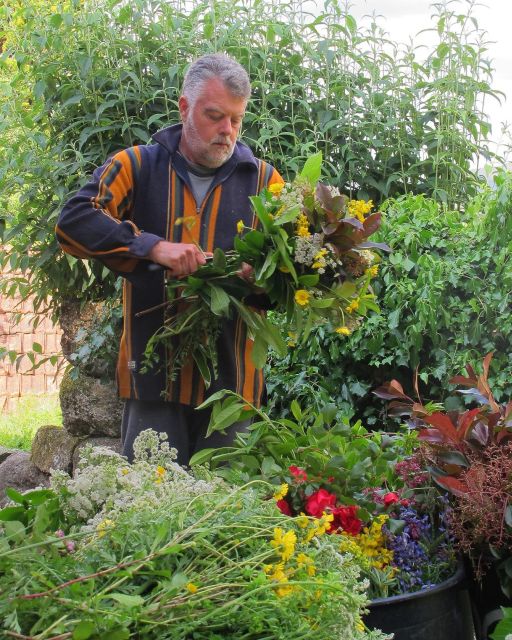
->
xmin=56 ymin=53 xmax=283 ymax=464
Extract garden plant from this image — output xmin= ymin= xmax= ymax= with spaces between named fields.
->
xmin=0 ymin=431 xmax=390 ymax=639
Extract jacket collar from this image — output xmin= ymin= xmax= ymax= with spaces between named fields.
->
xmin=152 ymin=123 xmax=258 ymax=170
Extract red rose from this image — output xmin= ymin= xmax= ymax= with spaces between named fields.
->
xmin=330 ymin=505 xmax=363 ymax=535
xmin=383 ymin=492 xmax=400 ymax=507
xmin=276 ymin=499 xmax=292 ymax=516
xmin=305 ymin=489 xmax=337 ymax=518
xmin=289 ymin=465 xmax=308 ymax=483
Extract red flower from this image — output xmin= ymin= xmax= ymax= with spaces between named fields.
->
xmin=330 ymin=505 xmax=363 ymax=535
xmin=276 ymin=499 xmax=292 ymax=516
xmin=289 ymin=465 xmax=308 ymax=483
xmin=383 ymin=492 xmax=400 ymax=507
xmin=305 ymin=489 xmax=337 ymax=518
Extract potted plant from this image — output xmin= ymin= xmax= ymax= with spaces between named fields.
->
xmin=374 ymin=352 xmax=512 ymax=639
xmin=191 ymin=392 xmax=475 ymax=639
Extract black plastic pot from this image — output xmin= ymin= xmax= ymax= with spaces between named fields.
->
xmin=365 ymin=563 xmax=475 ymax=640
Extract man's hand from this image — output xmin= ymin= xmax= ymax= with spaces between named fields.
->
xmin=148 ymin=241 xmax=207 ymax=277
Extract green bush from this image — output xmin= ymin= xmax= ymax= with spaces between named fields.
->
xmin=0 ymin=0 xmax=501 ymax=319
xmin=266 ymin=172 xmax=512 ymax=424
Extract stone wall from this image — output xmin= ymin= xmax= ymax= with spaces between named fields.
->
xmin=0 ymin=284 xmax=64 ymax=412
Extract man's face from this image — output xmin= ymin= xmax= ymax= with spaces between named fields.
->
xmin=178 ymin=77 xmax=247 ymax=169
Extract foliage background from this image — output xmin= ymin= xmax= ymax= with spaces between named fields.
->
xmin=1 ymin=0 xmax=511 ymax=421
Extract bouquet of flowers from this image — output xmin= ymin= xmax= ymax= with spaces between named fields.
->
xmin=143 ymin=152 xmax=389 ymax=385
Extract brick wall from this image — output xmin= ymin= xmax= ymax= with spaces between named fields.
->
xmin=0 ymin=287 xmax=64 ymax=412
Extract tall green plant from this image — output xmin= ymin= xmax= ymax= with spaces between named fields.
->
xmin=0 ymin=0 xmax=504 ymax=336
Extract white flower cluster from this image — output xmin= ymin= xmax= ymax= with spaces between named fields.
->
xmin=294 ymin=233 xmax=324 ymax=265
xmin=277 ymin=176 xmax=312 ymax=211
xmin=51 ymin=430 xmax=224 ymax=529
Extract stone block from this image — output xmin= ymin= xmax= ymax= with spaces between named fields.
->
xmin=59 ymin=369 xmax=123 ymax=438
xmin=30 ymin=425 xmax=80 ymax=474
xmin=0 ymin=451 xmax=50 ymax=506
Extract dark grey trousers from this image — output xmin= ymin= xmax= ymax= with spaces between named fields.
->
xmin=120 ymin=399 xmax=250 ymax=466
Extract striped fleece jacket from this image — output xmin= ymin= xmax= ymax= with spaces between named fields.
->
xmin=56 ymin=124 xmax=283 ymax=407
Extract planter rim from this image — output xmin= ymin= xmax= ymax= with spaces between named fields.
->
xmin=369 ymin=560 xmax=466 ymax=608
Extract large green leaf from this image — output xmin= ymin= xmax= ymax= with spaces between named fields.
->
xmin=209 ymin=285 xmax=231 ymax=316
xmin=298 ymin=151 xmax=322 ymax=186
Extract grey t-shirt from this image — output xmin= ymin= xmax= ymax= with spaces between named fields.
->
xmin=180 ymin=153 xmax=217 ymax=210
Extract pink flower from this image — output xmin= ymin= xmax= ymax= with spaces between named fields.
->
xmin=305 ymin=489 xmax=337 ymax=518
xmin=55 ymin=529 xmax=65 ymax=538
xmin=289 ymin=465 xmax=308 ymax=483
xmin=276 ymin=499 xmax=292 ymax=516
xmin=330 ymin=505 xmax=363 ymax=535
xmin=65 ymin=540 xmax=75 ymax=553
xmin=383 ymin=492 xmax=400 ymax=507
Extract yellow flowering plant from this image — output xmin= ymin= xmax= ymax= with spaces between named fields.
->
xmin=143 ymin=152 xmax=389 ymax=385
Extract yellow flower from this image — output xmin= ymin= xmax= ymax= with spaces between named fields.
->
xmin=268 ymin=182 xmax=284 ymax=196
xmin=294 ymin=289 xmax=310 ymax=306
xmin=271 ymin=527 xmax=297 ymax=562
xmin=367 ymin=264 xmax=379 ymax=278
xmin=335 ymin=326 xmax=351 ymax=336
xmin=96 ymin=519 xmax=114 ymax=538
xmin=155 ymin=465 xmax=166 ymax=484
xmin=121 ymin=468 xmax=130 ymax=475
xmin=186 ymin=582 xmax=198 ymax=593
xmin=236 ymin=219 xmax=245 ymax=234
xmin=295 ymin=213 xmax=310 ymax=238
xmin=273 ymin=483 xmax=288 ymax=501
xmin=347 ymin=199 xmax=373 ymax=222
xmin=345 ymin=298 xmax=360 ymax=313
xmin=296 ymin=514 xmax=309 ymax=529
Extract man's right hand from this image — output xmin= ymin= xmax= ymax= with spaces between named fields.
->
xmin=147 ymin=241 xmax=207 ymax=277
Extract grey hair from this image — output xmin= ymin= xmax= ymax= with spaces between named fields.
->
xmin=182 ymin=53 xmax=251 ymax=104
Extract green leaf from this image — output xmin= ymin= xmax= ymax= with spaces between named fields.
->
xmin=73 ymin=621 xmax=96 ymax=640
xmin=0 ymin=506 xmax=26 ymax=521
xmin=212 ymin=248 xmax=226 ymax=270
xmin=298 ymin=274 xmax=319 ymax=286
xmin=309 ymin=297 xmax=335 ymax=309
xmin=206 ymin=402 xmax=245 ymax=437
xmin=158 ymin=544 xmax=184 ymax=556
xmin=4 ymin=520 xmax=26 ymax=543
xmin=32 ymin=342 xmax=43 ymax=354
xmin=193 ymin=349 xmax=211 ymax=388
xmin=243 ymin=230 xmax=265 ymax=250
xmin=170 ymin=572 xmax=189 ymax=589
xmin=209 ymin=285 xmax=231 ymax=316
xmin=107 ymin=593 xmax=145 ymax=608
xmin=490 ymin=608 xmax=512 ymax=639
xmin=195 ymin=389 xmax=231 ymax=410
xmin=189 ymin=448 xmax=217 ymax=465
xmin=274 ymin=204 xmax=300 ymax=226
xmin=299 ymin=151 xmax=322 ymax=186
xmin=290 ymin=400 xmax=302 ymax=421
xmin=5 ymin=487 xmax=26 ymax=504
xmin=251 ymin=333 xmax=269 ymax=369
